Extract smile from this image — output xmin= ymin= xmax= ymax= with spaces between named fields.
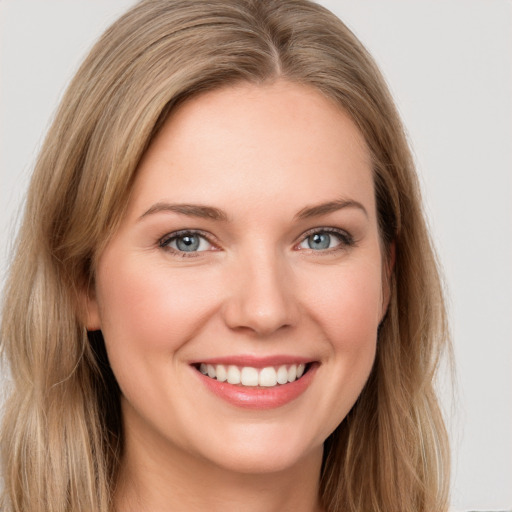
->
xmin=198 ymin=363 xmax=307 ymax=387
xmin=192 ymin=358 xmax=317 ymax=409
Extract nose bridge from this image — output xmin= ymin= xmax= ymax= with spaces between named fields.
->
xmin=223 ymin=243 xmax=298 ymax=336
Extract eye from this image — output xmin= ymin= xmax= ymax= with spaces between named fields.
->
xmin=160 ymin=230 xmax=214 ymax=253
xmin=297 ymin=229 xmax=353 ymax=251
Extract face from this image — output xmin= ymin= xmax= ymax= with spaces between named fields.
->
xmin=86 ymin=81 xmax=389 ymax=476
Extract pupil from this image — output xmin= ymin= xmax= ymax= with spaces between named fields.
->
xmin=177 ymin=235 xmax=199 ymax=252
xmin=308 ymin=232 xmax=330 ymax=250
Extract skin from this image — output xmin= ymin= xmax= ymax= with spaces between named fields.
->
xmin=86 ymin=80 xmax=390 ymax=512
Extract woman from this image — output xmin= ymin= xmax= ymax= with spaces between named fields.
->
xmin=0 ymin=0 xmax=451 ymax=511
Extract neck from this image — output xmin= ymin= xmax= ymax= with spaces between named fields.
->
xmin=114 ymin=425 xmax=325 ymax=512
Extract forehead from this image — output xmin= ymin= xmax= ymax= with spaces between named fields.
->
xmin=128 ymin=80 xmax=374 ymax=219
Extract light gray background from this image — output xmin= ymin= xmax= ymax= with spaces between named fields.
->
xmin=0 ymin=1 xmax=510 ymax=510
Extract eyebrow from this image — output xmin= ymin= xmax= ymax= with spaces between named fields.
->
xmin=139 ymin=198 xmax=367 ymax=223
xmin=295 ymin=198 xmax=368 ymax=220
xmin=139 ymin=202 xmax=228 ymax=221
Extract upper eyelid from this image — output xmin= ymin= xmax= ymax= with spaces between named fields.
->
xmin=294 ymin=227 xmax=355 ymax=253
xmin=300 ymin=226 xmax=349 ymax=235
xmin=159 ymin=229 xmax=217 ymax=247
xmin=298 ymin=226 xmax=352 ymax=241
xmin=158 ymin=226 xmax=353 ymax=249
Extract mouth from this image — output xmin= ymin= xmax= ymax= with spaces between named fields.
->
xmin=191 ymin=356 xmax=318 ymax=409
xmin=194 ymin=362 xmax=311 ymax=388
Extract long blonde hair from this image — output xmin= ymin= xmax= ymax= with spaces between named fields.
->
xmin=1 ymin=1 xmax=451 ymax=510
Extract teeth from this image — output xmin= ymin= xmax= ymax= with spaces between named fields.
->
xmin=216 ymin=364 xmax=227 ymax=382
xmin=259 ymin=367 xmax=277 ymax=387
xmin=287 ymin=365 xmax=297 ymax=383
xmin=199 ymin=363 xmax=307 ymax=387
xmin=226 ymin=365 xmax=241 ymax=384
xmin=241 ymin=367 xmax=259 ymax=386
xmin=207 ymin=364 xmax=216 ymax=379
xmin=276 ymin=365 xmax=288 ymax=384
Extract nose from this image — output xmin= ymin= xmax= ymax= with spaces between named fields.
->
xmin=222 ymin=248 xmax=299 ymax=337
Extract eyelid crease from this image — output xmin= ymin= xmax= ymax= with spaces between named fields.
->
xmin=157 ymin=226 xmax=356 ymax=258
xmin=299 ymin=226 xmax=353 ymax=240
xmin=158 ymin=229 xmax=218 ymax=251
xmin=296 ymin=226 xmax=355 ymax=250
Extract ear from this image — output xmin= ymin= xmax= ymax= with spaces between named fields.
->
xmin=381 ymin=240 xmax=396 ymax=317
xmin=79 ymin=285 xmax=102 ymax=331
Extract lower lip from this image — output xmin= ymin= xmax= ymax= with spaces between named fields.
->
xmin=194 ymin=364 xmax=317 ymax=409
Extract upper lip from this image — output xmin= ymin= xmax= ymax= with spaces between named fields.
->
xmin=189 ymin=355 xmax=315 ymax=368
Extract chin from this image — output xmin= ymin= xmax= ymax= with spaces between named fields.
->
xmin=207 ymin=448 xmax=319 ymax=476
xmin=191 ymin=425 xmax=324 ymax=476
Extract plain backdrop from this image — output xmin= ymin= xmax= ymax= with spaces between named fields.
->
xmin=0 ymin=1 xmax=511 ymax=510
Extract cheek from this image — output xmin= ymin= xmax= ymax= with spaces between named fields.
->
xmin=314 ymin=261 xmax=382 ymax=412
xmin=95 ymin=255 xmax=222 ymax=358
xmin=304 ymin=259 xmax=384 ymax=348
xmin=290 ymin=258 xmax=383 ymax=442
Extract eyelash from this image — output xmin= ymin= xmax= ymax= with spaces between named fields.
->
xmin=158 ymin=229 xmax=217 ymax=257
xmin=297 ymin=227 xmax=355 ymax=252
xmin=158 ymin=227 xmax=355 ymax=257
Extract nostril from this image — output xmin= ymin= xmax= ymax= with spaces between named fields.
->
xmin=220 ymin=261 xmax=300 ymax=335
xmin=222 ymin=301 xmax=298 ymax=337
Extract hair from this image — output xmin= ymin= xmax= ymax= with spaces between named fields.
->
xmin=0 ymin=0 xmax=451 ymax=510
